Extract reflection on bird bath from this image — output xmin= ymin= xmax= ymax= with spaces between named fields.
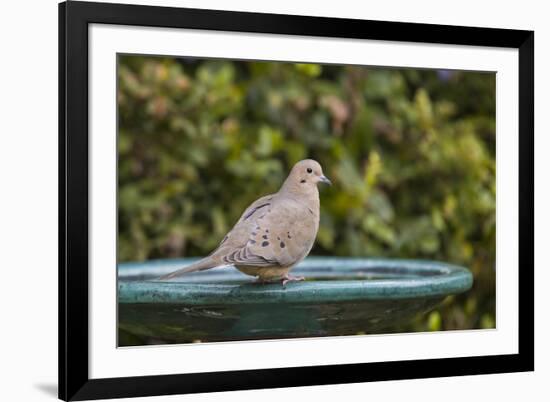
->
xmin=118 ymin=257 xmax=472 ymax=346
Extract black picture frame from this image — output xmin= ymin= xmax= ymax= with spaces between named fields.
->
xmin=59 ymin=1 xmax=534 ymax=400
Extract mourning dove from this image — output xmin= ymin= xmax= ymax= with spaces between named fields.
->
xmin=159 ymin=159 xmax=331 ymax=284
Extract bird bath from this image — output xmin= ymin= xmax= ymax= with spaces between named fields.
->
xmin=118 ymin=257 xmax=473 ymax=346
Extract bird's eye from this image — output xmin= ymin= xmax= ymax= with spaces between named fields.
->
xmin=307 ymin=168 xmax=312 ymax=174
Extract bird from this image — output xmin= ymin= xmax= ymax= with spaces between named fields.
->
xmin=158 ymin=159 xmax=331 ymax=285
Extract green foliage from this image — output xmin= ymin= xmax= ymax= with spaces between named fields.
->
xmin=117 ymin=55 xmax=495 ymax=332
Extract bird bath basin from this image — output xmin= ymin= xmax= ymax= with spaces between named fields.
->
xmin=118 ymin=257 xmax=472 ymax=346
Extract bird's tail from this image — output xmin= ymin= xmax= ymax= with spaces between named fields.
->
xmin=157 ymin=256 xmax=219 ymax=280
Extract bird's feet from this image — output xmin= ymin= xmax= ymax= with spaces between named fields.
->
xmin=281 ymin=274 xmax=305 ymax=286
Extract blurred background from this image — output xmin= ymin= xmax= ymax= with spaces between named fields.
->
xmin=117 ymin=55 xmax=496 ymax=333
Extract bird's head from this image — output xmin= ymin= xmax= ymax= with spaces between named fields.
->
xmin=281 ymin=159 xmax=331 ymax=196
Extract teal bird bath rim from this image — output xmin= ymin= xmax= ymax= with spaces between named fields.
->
xmin=118 ymin=257 xmax=473 ymax=345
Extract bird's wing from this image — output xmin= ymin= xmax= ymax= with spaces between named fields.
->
xmin=211 ymin=194 xmax=277 ymax=266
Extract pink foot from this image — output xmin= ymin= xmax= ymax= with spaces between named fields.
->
xmin=281 ymin=274 xmax=305 ymax=286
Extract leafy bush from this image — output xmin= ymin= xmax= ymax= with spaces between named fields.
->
xmin=118 ymin=55 xmax=495 ymax=332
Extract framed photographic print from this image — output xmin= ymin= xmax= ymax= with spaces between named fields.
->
xmin=59 ymin=1 xmax=534 ymax=400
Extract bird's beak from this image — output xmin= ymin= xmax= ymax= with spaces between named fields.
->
xmin=319 ymin=175 xmax=332 ymax=186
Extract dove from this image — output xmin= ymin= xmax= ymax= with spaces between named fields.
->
xmin=159 ymin=159 xmax=331 ymax=285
